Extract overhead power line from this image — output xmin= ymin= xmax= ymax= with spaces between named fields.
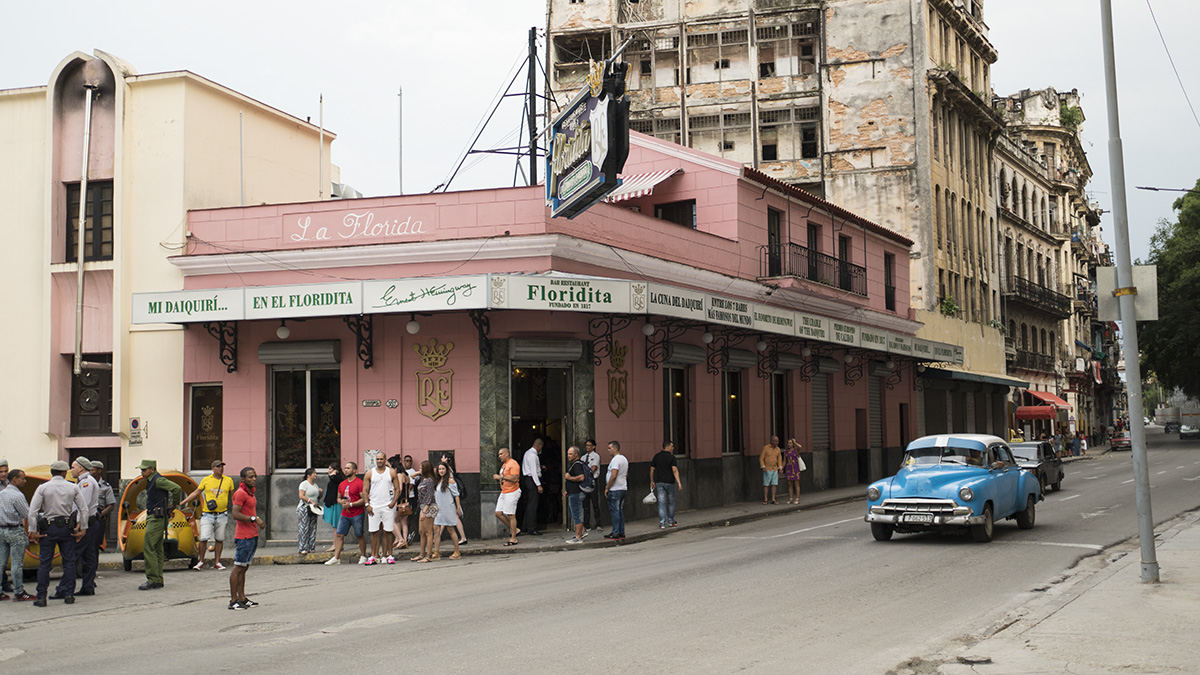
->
xmin=1145 ymin=0 xmax=1200 ymax=133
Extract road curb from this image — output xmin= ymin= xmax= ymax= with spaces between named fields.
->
xmin=98 ymin=492 xmax=864 ymax=569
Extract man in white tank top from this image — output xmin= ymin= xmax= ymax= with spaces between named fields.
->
xmin=363 ymin=451 xmax=401 ymax=564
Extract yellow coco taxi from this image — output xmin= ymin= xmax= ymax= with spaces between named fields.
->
xmin=19 ymin=466 xmax=107 ymax=568
xmin=118 ymin=471 xmax=201 ymax=572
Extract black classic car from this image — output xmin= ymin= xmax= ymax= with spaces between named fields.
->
xmin=1009 ymin=441 xmax=1064 ymax=492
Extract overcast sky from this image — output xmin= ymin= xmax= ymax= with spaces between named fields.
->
xmin=3 ymin=0 xmax=1196 ymax=263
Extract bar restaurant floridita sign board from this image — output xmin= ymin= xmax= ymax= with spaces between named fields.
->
xmin=546 ymin=61 xmax=629 ymax=219
xmin=132 ymin=274 xmax=963 ymax=364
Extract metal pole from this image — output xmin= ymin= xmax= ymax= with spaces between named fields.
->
xmin=1100 ymin=0 xmax=1158 ymax=583
xmin=403 ymin=85 xmax=408 ymax=193
xmin=318 ymin=94 xmax=324 ymax=199
xmin=239 ymin=111 xmax=244 ymax=206
xmin=527 ymin=27 xmax=537 ymax=187
xmin=74 ymin=84 xmax=97 ymax=376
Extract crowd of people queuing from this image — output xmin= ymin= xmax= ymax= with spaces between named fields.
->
xmin=0 ymin=434 xmax=810 ymax=612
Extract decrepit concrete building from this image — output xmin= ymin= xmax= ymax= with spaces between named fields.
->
xmin=547 ymin=0 xmax=1022 ymax=439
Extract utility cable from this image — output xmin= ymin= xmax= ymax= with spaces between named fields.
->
xmin=1145 ymin=0 xmax=1200 ymax=133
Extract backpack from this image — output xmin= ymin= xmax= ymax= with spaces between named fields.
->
xmin=576 ymin=460 xmax=596 ymax=493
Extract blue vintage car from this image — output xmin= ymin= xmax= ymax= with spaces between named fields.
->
xmin=864 ymin=434 xmax=1042 ymax=542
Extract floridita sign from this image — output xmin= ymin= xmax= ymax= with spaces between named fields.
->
xmin=132 ymin=273 xmax=963 ymax=364
xmin=285 ymin=205 xmax=432 ymax=244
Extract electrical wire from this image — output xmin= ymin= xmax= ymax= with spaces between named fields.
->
xmin=1145 ymin=0 xmax=1200 ymax=133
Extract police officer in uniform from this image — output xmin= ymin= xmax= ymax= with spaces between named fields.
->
xmin=70 ymin=457 xmax=102 ymax=596
xmin=90 ymin=461 xmax=116 ymax=531
xmin=137 ymin=459 xmax=182 ymax=590
xmin=27 ymin=460 xmax=87 ymax=607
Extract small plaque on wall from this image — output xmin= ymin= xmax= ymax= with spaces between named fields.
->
xmin=385 ymin=399 xmax=399 ymax=409
xmin=362 ymin=400 xmax=382 ymax=408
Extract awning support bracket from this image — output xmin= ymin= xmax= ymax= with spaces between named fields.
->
xmin=644 ymin=319 xmax=693 ymax=370
xmin=589 ymin=314 xmax=635 ymax=366
xmin=469 ymin=309 xmax=493 ymax=365
xmin=203 ymin=321 xmax=238 ymax=373
xmin=342 ymin=314 xmax=373 ymax=369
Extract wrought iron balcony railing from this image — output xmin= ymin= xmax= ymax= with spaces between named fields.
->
xmin=1013 ymin=349 xmax=1057 ymax=373
xmin=1003 ymin=276 xmax=1072 ymax=319
xmin=760 ymin=243 xmax=867 ymax=296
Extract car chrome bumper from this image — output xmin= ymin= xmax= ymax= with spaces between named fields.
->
xmin=865 ymin=506 xmax=983 ymax=527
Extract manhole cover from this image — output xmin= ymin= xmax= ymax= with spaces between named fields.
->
xmin=219 ymin=622 xmax=294 ymax=634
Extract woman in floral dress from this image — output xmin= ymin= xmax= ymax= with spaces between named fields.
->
xmin=782 ymin=438 xmax=806 ymax=504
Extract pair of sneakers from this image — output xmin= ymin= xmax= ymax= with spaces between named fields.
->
xmin=227 ymin=598 xmax=259 ymax=611
xmin=363 ymin=556 xmax=397 ymax=566
xmin=193 ymin=561 xmax=226 ymax=571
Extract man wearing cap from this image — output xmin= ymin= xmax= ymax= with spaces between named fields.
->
xmin=28 ymin=460 xmax=87 ymax=606
xmin=137 ymin=459 xmax=183 ymax=590
xmin=89 ymin=462 xmax=116 ymax=527
xmin=0 ymin=469 xmax=33 ymax=601
xmin=180 ymin=459 xmax=234 ymax=570
xmin=70 ymin=457 xmax=104 ymax=596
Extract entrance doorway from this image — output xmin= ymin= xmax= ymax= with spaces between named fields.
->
xmin=511 ymin=366 xmax=572 ymax=531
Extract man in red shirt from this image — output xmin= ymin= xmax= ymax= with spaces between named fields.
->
xmin=325 ymin=462 xmax=368 ymax=565
xmin=228 ymin=467 xmax=262 ymax=610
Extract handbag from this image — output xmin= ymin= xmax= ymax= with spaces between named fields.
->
xmin=642 ymin=488 xmax=657 ymax=504
xmin=395 ymin=500 xmax=412 ymax=517
xmin=797 ymin=456 xmax=807 ymax=472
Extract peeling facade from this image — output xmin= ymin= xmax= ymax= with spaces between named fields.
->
xmin=994 ymin=87 xmax=1116 ymax=443
xmin=548 ymin=0 xmax=1018 ymax=440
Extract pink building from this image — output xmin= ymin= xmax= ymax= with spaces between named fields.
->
xmin=133 ymin=133 xmax=964 ymax=539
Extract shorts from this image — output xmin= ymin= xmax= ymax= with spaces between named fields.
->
xmin=368 ymin=505 xmax=395 ymax=533
xmin=567 ymin=493 xmax=583 ymax=525
xmin=495 ymin=489 xmax=521 ymax=515
xmin=199 ymin=512 xmax=229 ymax=542
xmin=233 ymin=537 xmax=258 ymax=567
xmin=336 ymin=512 xmax=365 ymax=538
xmin=763 ymin=470 xmax=779 ymax=487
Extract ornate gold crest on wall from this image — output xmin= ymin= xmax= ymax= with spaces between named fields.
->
xmin=608 ymin=340 xmax=628 ymax=418
xmin=414 ymin=338 xmax=455 ymax=421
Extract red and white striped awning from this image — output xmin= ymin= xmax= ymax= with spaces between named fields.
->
xmin=603 ymin=168 xmax=682 ymax=203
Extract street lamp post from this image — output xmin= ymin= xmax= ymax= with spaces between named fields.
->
xmin=1099 ymin=0 xmax=1158 ymax=583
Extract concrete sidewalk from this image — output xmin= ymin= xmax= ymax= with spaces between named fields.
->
xmin=99 ymin=451 xmax=1100 ymax=571
xmin=923 ymin=506 xmax=1200 ymax=675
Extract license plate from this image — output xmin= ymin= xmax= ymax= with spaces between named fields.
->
xmin=901 ymin=512 xmax=934 ymax=524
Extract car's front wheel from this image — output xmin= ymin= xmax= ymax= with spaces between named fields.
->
xmin=971 ymin=504 xmax=994 ymax=542
xmin=1051 ymin=477 xmax=1062 ymax=491
xmin=1015 ymin=495 xmax=1036 ymax=530
xmin=870 ymin=523 xmax=894 ymax=541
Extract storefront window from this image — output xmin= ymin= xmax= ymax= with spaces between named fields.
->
xmin=663 ymin=366 xmax=690 ymax=456
xmin=721 ymin=370 xmax=743 ymax=453
xmin=189 ymin=384 xmax=223 ymax=471
xmin=272 ymin=368 xmax=340 ymax=470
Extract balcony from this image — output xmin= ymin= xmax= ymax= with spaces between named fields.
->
xmin=1003 ymin=276 xmax=1072 ymax=319
xmin=1013 ymin=349 xmax=1057 ymax=373
xmin=760 ymin=243 xmax=867 ymax=296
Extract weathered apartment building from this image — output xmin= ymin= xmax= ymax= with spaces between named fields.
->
xmin=994 ymin=87 xmax=1117 ymax=442
xmin=547 ymin=0 xmax=1018 ymax=439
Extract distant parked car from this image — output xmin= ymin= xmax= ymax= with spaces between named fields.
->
xmin=1180 ymin=425 xmax=1200 ymax=440
xmin=865 ymin=434 xmax=1042 ymax=543
xmin=1164 ymin=421 xmax=1181 ymax=434
xmin=1010 ymin=441 xmax=1065 ymax=492
xmin=1112 ymin=433 xmax=1132 ymax=450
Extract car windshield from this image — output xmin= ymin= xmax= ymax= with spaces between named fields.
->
xmin=903 ymin=445 xmax=986 ymax=467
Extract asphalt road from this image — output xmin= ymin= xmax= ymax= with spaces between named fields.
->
xmin=2 ymin=427 xmax=1196 ymax=674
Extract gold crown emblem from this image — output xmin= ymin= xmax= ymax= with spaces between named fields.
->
xmin=201 ymin=405 xmax=214 ymax=417
xmin=611 ymin=340 xmax=628 ymax=369
xmin=413 ymin=338 xmax=455 ymax=369
xmin=587 ymin=60 xmax=605 ymax=97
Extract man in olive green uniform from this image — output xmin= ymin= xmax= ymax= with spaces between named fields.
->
xmin=137 ymin=459 xmax=182 ymax=590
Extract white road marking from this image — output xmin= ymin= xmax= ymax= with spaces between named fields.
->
xmin=1122 ymin=479 xmax=1135 ymax=484
xmin=1081 ymin=505 xmax=1121 ymax=519
xmin=999 ymin=540 xmax=1104 ymax=551
xmin=1083 ymin=476 xmax=1101 ymax=480
xmin=717 ymin=516 xmax=863 ymax=540
xmin=1183 ymin=476 xmax=1200 ymax=482
xmin=1178 ymin=466 xmax=1187 ymax=470
xmin=1057 ymin=494 xmax=1081 ymax=502
xmin=1157 ymin=470 xmax=1168 ymax=475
